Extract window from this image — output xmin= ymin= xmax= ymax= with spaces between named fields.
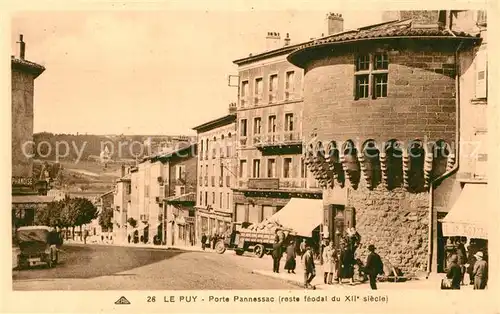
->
xmin=283 ymin=158 xmax=292 ymax=178
xmin=127 ymin=183 xmax=131 ymax=195
xmin=212 ymin=192 xmax=216 ymax=205
xmin=241 ymin=80 xmax=249 ymax=107
xmin=269 ymin=74 xmax=278 ymax=103
xmin=252 ymin=159 xmax=261 ymax=178
xmin=239 ymin=160 xmax=247 ymax=178
xmin=205 ymin=164 xmax=208 ymax=175
xmin=301 ymin=158 xmax=307 ymax=178
xmin=285 ymin=113 xmax=294 ymax=132
xmin=227 ymin=193 xmax=230 ymax=209
xmin=220 ymin=192 xmax=223 ymax=208
xmin=204 ymin=192 xmax=208 ymax=206
xmin=374 ymin=54 xmax=388 ymax=70
xmin=267 ymin=159 xmax=276 ymax=178
xmin=240 ymin=119 xmax=247 ymax=137
xmin=268 ymin=115 xmax=277 ymax=133
xmin=254 ymin=78 xmax=263 ymax=105
xmin=285 ymin=71 xmax=295 ymax=100
xmin=475 ymin=46 xmax=487 ymax=99
xmin=180 ymin=186 xmax=185 ymax=195
xmin=253 ymin=117 xmax=262 ymax=134
xmin=374 ymin=73 xmax=388 ymax=98
xmin=354 ymin=53 xmax=389 ymax=100
xmin=175 ymin=165 xmax=186 ymax=181
xmin=199 ymin=191 xmax=202 ymax=205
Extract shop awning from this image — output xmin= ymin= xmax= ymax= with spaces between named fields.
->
xmin=269 ymin=198 xmax=323 ymax=237
xmin=442 ymin=183 xmax=488 ymax=239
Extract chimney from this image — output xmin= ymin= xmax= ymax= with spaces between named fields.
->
xmin=228 ymin=102 xmax=237 ymax=114
xmin=327 ymin=13 xmax=344 ymax=35
xmin=265 ymin=31 xmax=281 ymax=50
xmin=381 ymin=11 xmax=401 ymax=22
xmin=17 ymin=34 xmax=26 ymax=60
xmin=283 ymin=33 xmax=291 ymax=46
xmin=399 ymin=10 xmax=444 ymax=29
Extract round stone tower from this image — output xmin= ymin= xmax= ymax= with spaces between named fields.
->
xmin=287 ymin=17 xmax=479 ymax=275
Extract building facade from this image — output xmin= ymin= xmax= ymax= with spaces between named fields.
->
xmin=113 ymin=165 xmax=132 ymax=244
xmin=232 ymin=32 xmax=323 ymax=236
xmin=192 ymin=105 xmax=237 ymax=240
xmin=11 ymin=34 xmax=49 ymax=236
xmin=287 ymin=10 xmax=483 ymax=275
xmin=124 ymin=143 xmax=197 ymax=246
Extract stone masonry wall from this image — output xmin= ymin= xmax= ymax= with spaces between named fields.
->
xmin=11 ymin=70 xmax=35 ymax=178
xmin=349 ymin=182 xmax=429 ymax=276
xmin=302 ymin=46 xmax=457 ymax=146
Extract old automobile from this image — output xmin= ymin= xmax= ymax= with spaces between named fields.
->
xmin=16 ymin=226 xmax=62 ymax=269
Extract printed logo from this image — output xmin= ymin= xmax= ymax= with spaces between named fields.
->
xmin=115 ymin=296 xmax=131 ymax=305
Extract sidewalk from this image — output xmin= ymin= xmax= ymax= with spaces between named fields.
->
xmin=252 ymin=264 xmax=476 ymax=290
xmin=63 ymin=238 xmax=207 ymax=252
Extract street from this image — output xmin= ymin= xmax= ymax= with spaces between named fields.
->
xmin=12 ymin=244 xmax=299 ymax=290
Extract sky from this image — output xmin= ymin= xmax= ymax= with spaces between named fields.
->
xmin=11 ymin=9 xmax=385 ymax=136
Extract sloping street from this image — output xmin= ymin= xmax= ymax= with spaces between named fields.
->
xmin=12 ymin=244 xmax=299 ymax=290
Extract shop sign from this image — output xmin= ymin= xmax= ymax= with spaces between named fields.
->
xmin=12 ymin=177 xmax=33 ymax=187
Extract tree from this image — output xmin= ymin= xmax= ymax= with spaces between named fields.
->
xmin=35 ymin=200 xmax=63 ymax=227
xmin=72 ymin=197 xmax=98 ymax=240
xmin=98 ymin=206 xmax=114 ymax=232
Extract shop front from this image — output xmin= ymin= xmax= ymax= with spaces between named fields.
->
xmin=440 ymin=182 xmax=488 ymax=272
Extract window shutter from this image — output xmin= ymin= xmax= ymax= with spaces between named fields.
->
xmin=475 ymin=46 xmax=487 ymax=99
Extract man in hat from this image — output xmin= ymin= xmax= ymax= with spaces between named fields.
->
xmin=472 ymin=251 xmax=488 ymax=289
xmin=302 ymin=242 xmax=316 ymax=289
xmin=364 ymin=244 xmax=384 ymax=290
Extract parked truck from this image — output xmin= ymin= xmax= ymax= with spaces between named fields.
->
xmin=215 ymin=221 xmax=295 ymax=258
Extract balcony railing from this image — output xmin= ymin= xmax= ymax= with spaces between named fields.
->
xmin=254 ymin=95 xmax=262 ymax=106
xmin=247 ymin=178 xmax=279 ymax=190
xmin=254 ymin=131 xmax=302 ymax=149
xmin=237 ymin=178 xmax=309 ymax=190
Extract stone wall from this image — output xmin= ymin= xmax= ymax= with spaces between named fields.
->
xmin=302 ymin=44 xmax=457 ymax=146
xmin=11 ymin=70 xmax=35 ymax=178
xmin=348 ymin=182 xmax=430 ymax=276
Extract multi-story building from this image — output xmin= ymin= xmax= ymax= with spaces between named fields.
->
xmin=11 ymin=34 xmax=50 ymax=235
xmin=126 ymin=143 xmax=197 ymax=246
xmin=113 ymin=165 xmax=132 ymax=244
xmin=192 ymin=104 xmax=237 ymax=240
xmin=286 ymin=10 xmax=485 ymax=275
xmin=231 ymin=28 xmax=328 ymax=241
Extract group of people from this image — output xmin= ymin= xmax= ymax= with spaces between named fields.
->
xmin=270 ymin=227 xmax=384 ymax=290
xmin=200 ymin=233 xmax=218 ymax=250
xmin=444 ymin=237 xmax=488 ymax=290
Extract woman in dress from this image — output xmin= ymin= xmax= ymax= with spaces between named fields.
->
xmin=284 ymin=239 xmax=297 ymax=274
xmin=322 ymin=241 xmax=337 ymax=284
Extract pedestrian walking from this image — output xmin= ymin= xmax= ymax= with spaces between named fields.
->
xmin=472 ymin=251 xmax=488 ymax=289
xmin=302 ymin=242 xmax=316 ymax=289
xmin=364 ymin=244 xmax=384 ymax=290
xmin=272 ymin=238 xmax=283 ymax=273
xmin=456 ymin=238 xmax=467 ymax=285
xmin=299 ymin=239 xmax=306 ymax=256
xmin=339 ymin=242 xmax=355 ymax=284
xmin=201 ymin=233 xmax=207 ymax=250
xmin=322 ymin=240 xmax=337 ymax=285
xmin=443 ymin=254 xmax=462 ymax=290
xmin=284 ymin=240 xmax=296 ymax=274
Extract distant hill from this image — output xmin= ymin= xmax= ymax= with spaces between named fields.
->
xmin=33 ymin=132 xmax=196 ymax=162
xmin=32 ymin=132 xmax=196 ymax=194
